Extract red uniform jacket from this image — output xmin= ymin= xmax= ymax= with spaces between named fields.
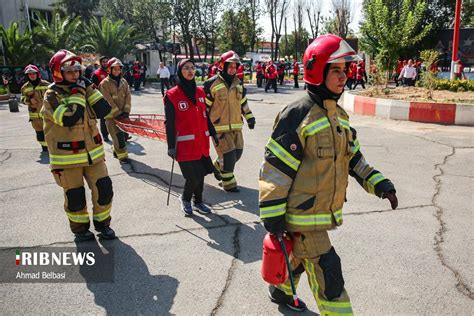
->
xmin=293 ymin=62 xmax=299 ymax=75
xmin=166 ymin=86 xmax=210 ymax=162
xmin=237 ymin=64 xmax=244 ymax=80
xmin=92 ymin=68 xmax=108 ymax=85
xmin=266 ymin=64 xmax=277 ymax=79
xmin=132 ymin=65 xmax=141 ymax=79
xmin=256 ymin=64 xmax=263 ymax=75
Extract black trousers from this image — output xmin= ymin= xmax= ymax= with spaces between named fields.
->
xmin=294 ymin=74 xmax=299 ymax=88
xmin=182 ymin=177 xmax=204 ymax=203
xmin=160 ymin=78 xmax=171 ymax=96
xmin=265 ymin=78 xmax=277 ymax=92
xmin=352 ymin=79 xmax=365 ymax=89
xmin=278 ymin=74 xmax=284 ymax=85
xmin=257 ymin=74 xmax=263 ymax=87
xmin=134 ymin=78 xmax=141 ymax=91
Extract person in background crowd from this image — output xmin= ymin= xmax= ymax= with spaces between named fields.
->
xmin=91 ymin=56 xmax=110 ymax=141
xmin=157 ymin=62 xmax=171 ymax=97
xmin=168 ymin=61 xmax=177 ymax=86
xmin=398 ymin=59 xmax=417 ymax=86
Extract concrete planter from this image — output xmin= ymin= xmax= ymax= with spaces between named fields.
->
xmin=342 ymin=91 xmax=474 ymax=126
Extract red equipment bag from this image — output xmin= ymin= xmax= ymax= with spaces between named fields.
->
xmin=261 ymin=232 xmax=293 ymax=285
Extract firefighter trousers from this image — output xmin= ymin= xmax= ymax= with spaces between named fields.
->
xmin=105 ymin=119 xmax=128 ymax=160
xmin=51 ymin=161 xmax=113 ymax=234
xmin=30 ymin=118 xmax=46 ymax=148
xmin=213 ymin=131 xmax=243 ymax=190
xmin=277 ymin=230 xmax=353 ymax=315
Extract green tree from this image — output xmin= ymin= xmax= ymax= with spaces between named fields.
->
xmin=33 ymin=12 xmax=82 ymax=56
xmin=80 ymin=17 xmax=141 ymax=59
xmin=217 ymin=9 xmax=247 ymax=56
xmin=58 ymin=0 xmax=100 ymax=20
xmin=0 ymin=21 xmax=34 ymax=65
xmin=360 ymin=0 xmax=432 ymax=74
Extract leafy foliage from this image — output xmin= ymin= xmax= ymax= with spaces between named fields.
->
xmin=33 ymin=13 xmax=81 ymax=56
xmin=0 ymin=21 xmax=34 ymax=65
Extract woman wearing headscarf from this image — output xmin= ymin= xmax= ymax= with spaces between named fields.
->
xmin=164 ymin=59 xmax=218 ymax=216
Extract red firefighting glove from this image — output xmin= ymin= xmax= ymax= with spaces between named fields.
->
xmin=383 ymin=190 xmax=398 ymax=210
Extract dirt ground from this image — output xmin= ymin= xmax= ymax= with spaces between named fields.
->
xmin=358 ymin=86 xmax=474 ymax=104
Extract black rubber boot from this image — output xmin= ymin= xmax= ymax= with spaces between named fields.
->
xmin=268 ymin=285 xmax=307 ymax=312
xmin=74 ymin=230 xmax=95 ymax=242
xmin=98 ymin=227 xmax=116 ymax=239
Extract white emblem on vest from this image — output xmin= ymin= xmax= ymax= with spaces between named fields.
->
xmin=178 ymin=101 xmax=189 ymax=111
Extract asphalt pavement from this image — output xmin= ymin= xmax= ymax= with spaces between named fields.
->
xmin=0 ymin=83 xmax=472 ymax=315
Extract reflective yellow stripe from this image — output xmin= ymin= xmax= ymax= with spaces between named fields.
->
xmin=93 ymin=208 xmax=111 ymax=222
xmin=244 ymin=113 xmax=254 ymax=120
xmin=230 ymin=123 xmax=243 ymax=130
xmin=266 ymin=138 xmax=301 ymax=171
xmin=29 ymin=112 xmax=40 ymax=119
xmin=215 ymin=125 xmax=230 ymax=132
xmin=222 ymin=177 xmax=236 ymax=186
xmin=304 ymin=260 xmax=353 ymax=315
xmin=286 ymin=212 xmax=336 ymax=226
xmin=338 ymin=117 xmax=350 ymax=130
xmin=39 ymin=141 xmax=47 ymax=147
xmin=277 ymin=282 xmax=294 ymax=295
xmin=66 ymin=212 xmax=89 ymax=223
xmin=50 ymin=152 xmax=88 ymax=165
xmin=205 ymin=98 xmax=213 ymax=106
xmin=302 ymin=117 xmax=330 ymax=137
xmin=333 ymin=209 xmax=343 ymax=225
xmin=53 ymin=104 xmax=69 ymax=126
xmin=116 ymin=151 xmax=128 ymax=159
xmin=65 ymin=96 xmax=86 ymax=107
xmin=211 ymin=83 xmax=226 ymax=93
xmin=87 ymin=90 xmax=103 ymax=106
xmin=260 ymin=202 xmax=286 ymax=218
xmin=36 ymin=86 xmax=49 ymax=91
xmin=23 ymin=87 xmax=33 ymax=93
xmin=240 ymin=96 xmax=247 ymax=105
xmin=351 ymin=139 xmax=360 ymax=154
xmin=89 ymin=145 xmax=105 ymax=161
xmin=20 ymin=96 xmax=27 ymax=103
xmin=367 ymin=172 xmax=385 ymax=194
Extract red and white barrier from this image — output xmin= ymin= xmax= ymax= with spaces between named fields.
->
xmin=342 ymin=92 xmax=474 ymax=126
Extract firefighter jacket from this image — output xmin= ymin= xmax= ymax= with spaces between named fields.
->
xmin=99 ymin=76 xmax=132 ymax=119
xmin=41 ymin=80 xmax=112 ymax=169
xmin=91 ymin=68 xmax=108 ymax=86
xmin=20 ymin=79 xmax=50 ymax=121
xmin=204 ymin=75 xmax=254 ymax=134
xmin=259 ymin=92 xmax=395 ymax=232
xmin=165 ymin=86 xmax=210 ymax=162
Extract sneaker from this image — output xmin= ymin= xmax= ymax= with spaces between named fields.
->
xmin=98 ymin=227 xmax=116 ymax=239
xmin=193 ymin=202 xmax=211 ymax=214
xmin=181 ymin=200 xmax=193 ymax=217
xmin=74 ymin=230 xmax=95 ymax=242
xmin=268 ymin=285 xmax=307 ymax=312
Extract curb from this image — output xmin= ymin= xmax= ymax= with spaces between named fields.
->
xmin=342 ymin=92 xmax=474 ymax=126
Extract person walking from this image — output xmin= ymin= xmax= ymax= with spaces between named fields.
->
xmin=204 ymin=51 xmax=255 ymax=192
xmin=352 ymin=61 xmax=366 ymax=89
xmin=256 ymin=61 xmax=264 ymax=88
xmin=265 ymin=60 xmax=278 ymax=93
xmin=398 ymin=59 xmax=417 ymax=86
xmin=259 ymin=34 xmax=398 ymax=314
xmin=20 ymin=64 xmax=50 ymax=152
xmin=157 ymin=62 xmax=171 ymax=97
xmin=164 ymin=59 xmax=217 ymax=216
xmin=132 ymin=61 xmax=141 ymax=91
xmin=41 ymin=49 xmax=116 ymax=241
xmin=99 ymin=58 xmax=132 ymax=164
xmin=292 ymin=59 xmax=299 ymax=88
xmin=91 ymin=56 xmax=110 ymax=141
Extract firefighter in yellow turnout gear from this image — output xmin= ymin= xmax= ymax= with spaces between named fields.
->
xmin=259 ymin=35 xmax=399 ymax=314
xmin=41 ymin=49 xmax=116 ymax=241
xmin=204 ymin=51 xmax=255 ymax=192
xmin=20 ymin=65 xmax=50 ymax=151
xmin=99 ymin=58 xmax=132 ymax=163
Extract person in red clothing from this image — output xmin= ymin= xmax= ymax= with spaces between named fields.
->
xmin=255 ymin=61 xmax=264 ymax=88
xmin=132 ymin=61 xmax=141 ymax=91
xmin=277 ymin=59 xmax=285 ymax=85
xmin=352 ymin=61 xmax=366 ymax=89
xmin=237 ymin=63 xmax=245 ymax=85
xmin=164 ymin=59 xmax=218 ymax=216
xmin=292 ymin=59 xmax=299 ymax=88
xmin=91 ymin=56 xmax=110 ymax=141
xmin=346 ymin=61 xmax=355 ymax=90
xmin=265 ymin=60 xmax=278 ymax=93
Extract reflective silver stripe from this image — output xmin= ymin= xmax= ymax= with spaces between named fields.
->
xmin=176 ymin=134 xmax=195 ymax=142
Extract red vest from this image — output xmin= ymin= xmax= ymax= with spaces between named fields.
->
xmin=293 ymin=62 xmax=299 ymax=75
xmin=93 ymin=68 xmax=108 ymax=84
xmin=256 ymin=64 xmax=263 ymax=75
xmin=266 ymin=65 xmax=277 ymax=79
xmin=237 ymin=64 xmax=244 ymax=80
xmin=166 ymin=86 xmax=210 ymax=162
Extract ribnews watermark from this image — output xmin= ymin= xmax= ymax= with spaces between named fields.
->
xmin=0 ymin=247 xmax=114 ymax=283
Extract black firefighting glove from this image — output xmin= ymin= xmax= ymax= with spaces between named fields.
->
xmin=247 ymin=117 xmax=256 ymax=129
xmin=263 ymin=214 xmax=286 ymax=235
xmin=212 ymin=134 xmax=219 ymax=146
xmin=117 ymin=112 xmax=130 ymax=119
xmin=79 ymin=76 xmax=94 ymax=88
xmin=167 ymin=148 xmax=176 ymax=159
xmin=383 ymin=190 xmax=398 ymax=210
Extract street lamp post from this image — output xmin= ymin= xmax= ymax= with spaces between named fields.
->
xmin=450 ymin=0 xmax=462 ymax=80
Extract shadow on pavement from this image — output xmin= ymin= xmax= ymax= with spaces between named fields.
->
xmin=77 ymin=237 xmax=178 ymax=315
xmin=35 ymin=150 xmax=49 ymax=164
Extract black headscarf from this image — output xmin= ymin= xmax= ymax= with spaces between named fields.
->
xmin=177 ymin=59 xmax=197 ymax=104
xmin=109 ymin=72 xmax=122 ymax=86
xmin=307 ymin=63 xmax=343 ymax=102
xmin=28 ymin=76 xmax=41 ymax=87
xmin=220 ymin=62 xmax=237 ymax=87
